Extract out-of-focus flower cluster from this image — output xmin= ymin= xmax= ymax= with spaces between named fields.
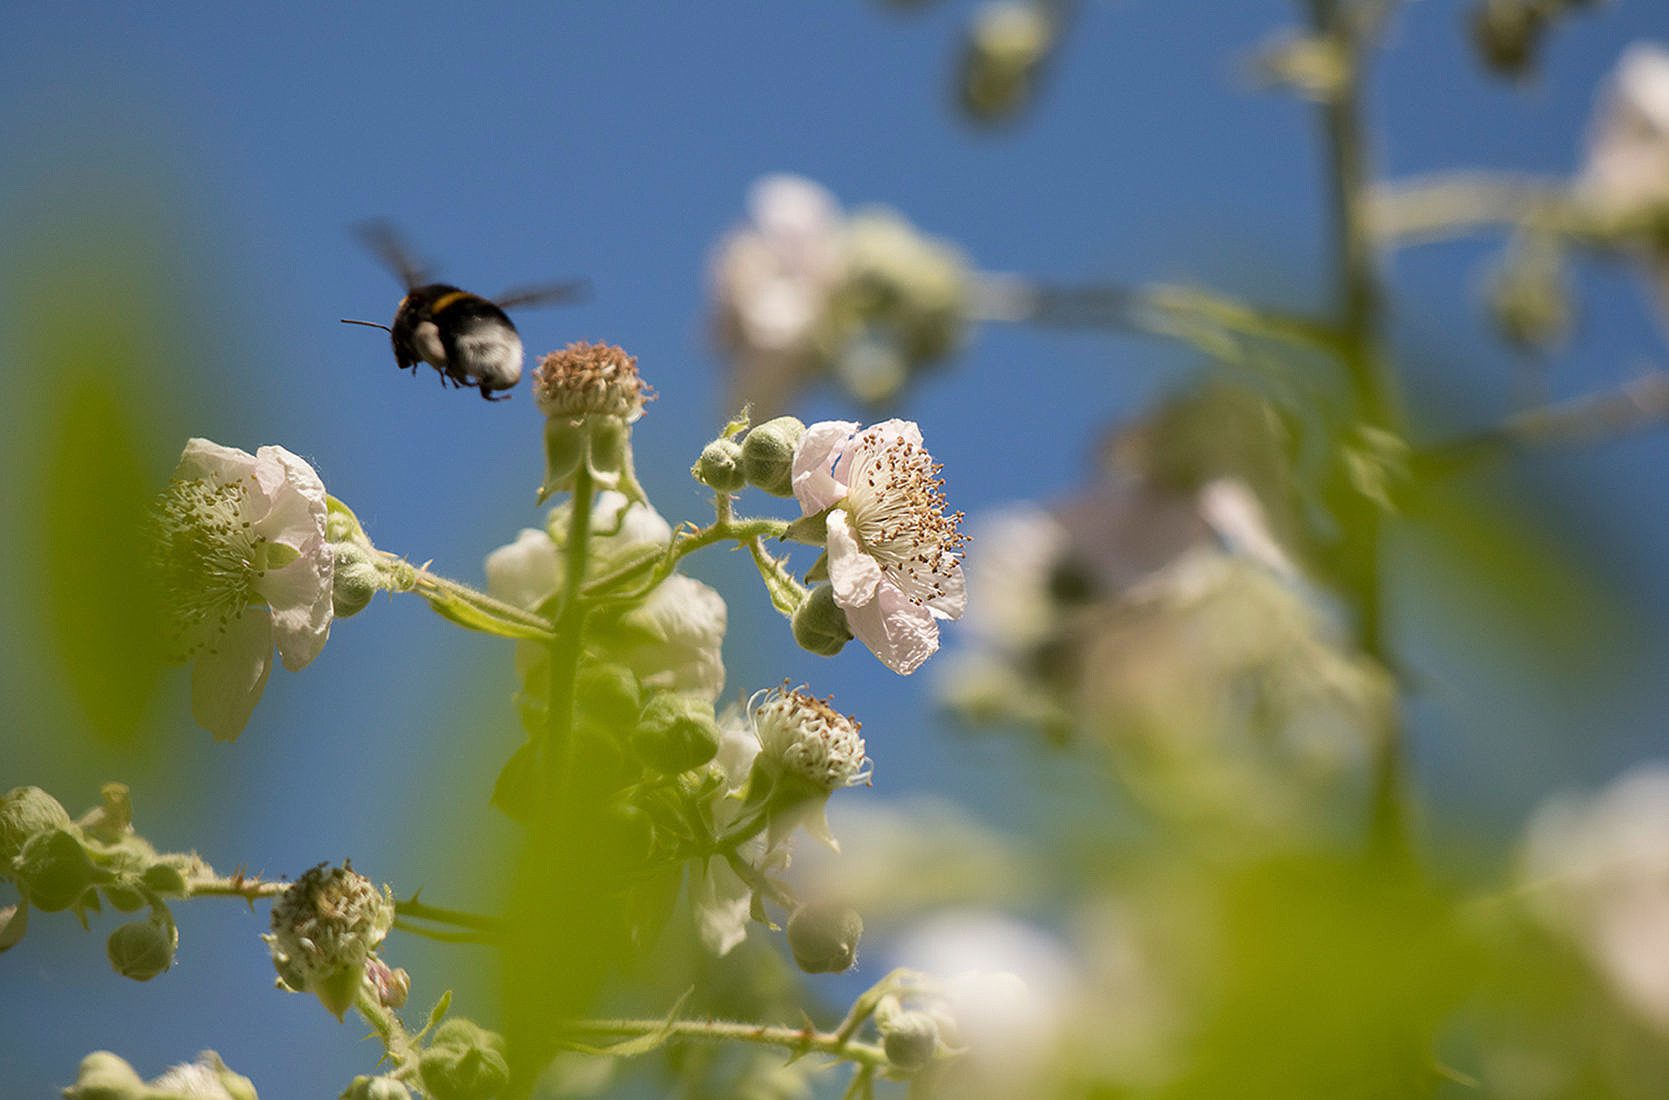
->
xmin=710 ymin=175 xmax=968 ymax=411
xmin=938 ymin=385 xmax=1389 ymax=835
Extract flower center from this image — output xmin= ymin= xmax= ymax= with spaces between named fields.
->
xmin=843 ymin=429 xmax=967 ymax=606
xmin=149 ymin=475 xmax=267 ymax=660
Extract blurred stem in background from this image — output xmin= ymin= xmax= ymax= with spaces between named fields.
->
xmin=1306 ymin=0 xmax=1413 ymax=865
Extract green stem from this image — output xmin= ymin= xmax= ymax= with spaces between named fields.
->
xmin=1367 ymin=174 xmax=1580 ymax=245
xmin=543 ymin=465 xmax=595 ymax=806
xmin=355 ymin=983 xmax=420 ymax=1076
xmin=560 ymin=1017 xmax=892 ymax=1070
xmin=590 ymin=517 xmax=791 ymax=606
xmin=968 ymin=274 xmax=1342 ymax=355
xmin=381 ymin=552 xmax=558 ymax=640
xmin=1305 ymin=0 xmax=1411 ymax=864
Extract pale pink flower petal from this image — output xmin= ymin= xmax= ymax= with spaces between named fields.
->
xmin=792 ymin=419 xmax=860 ymax=513
xmin=257 ymin=553 xmax=334 ymax=671
xmin=190 ymin=610 xmax=275 ymax=742
xmin=844 ymin=584 xmax=940 ymax=675
xmin=826 ymin=509 xmax=882 ymax=608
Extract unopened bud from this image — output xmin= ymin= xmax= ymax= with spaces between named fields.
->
xmin=693 ymin=438 xmax=746 ymax=493
xmin=576 ymin=662 xmax=643 ymax=735
xmin=741 ymin=417 xmax=805 ymax=496
xmin=15 ymin=827 xmax=102 ymax=912
xmin=342 ymin=1076 xmax=414 ymax=1100
xmin=631 ymin=693 xmax=721 ymax=774
xmin=420 ymin=1019 xmax=511 ymax=1100
xmin=332 ymin=542 xmax=383 ymax=618
xmin=63 ymin=1051 xmax=146 ymax=1099
xmin=366 ymin=956 xmax=411 ymax=1010
xmin=960 ymin=1 xmax=1054 ymax=124
xmin=107 ymin=915 xmax=177 ymax=982
xmin=786 ymin=902 xmax=864 ymax=974
xmin=881 ymin=1010 xmax=941 ymax=1070
xmin=791 ymin=584 xmax=852 ymax=656
xmin=141 ymin=861 xmax=189 ymax=897
xmin=1469 ymin=0 xmax=1546 ymax=80
xmin=0 ymin=785 xmax=72 ymax=867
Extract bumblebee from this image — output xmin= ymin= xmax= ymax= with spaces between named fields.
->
xmin=342 ymin=223 xmax=585 ymax=401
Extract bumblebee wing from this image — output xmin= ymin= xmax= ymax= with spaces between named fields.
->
xmin=493 ymin=279 xmax=590 ymax=311
xmin=355 ymin=220 xmax=431 ymax=290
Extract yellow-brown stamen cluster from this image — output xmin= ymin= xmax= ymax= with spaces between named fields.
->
xmin=845 ymin=429 xmax=968 ymax=607
xmin=148 ymin=475 xmax=267 ymax=661
xmin=532 ymin=341 xmax=655 ymax=422
xmin=754 ymin=685 xmax=870 ymax=792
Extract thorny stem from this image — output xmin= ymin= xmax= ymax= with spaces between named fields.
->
xmin=1305 ymin=0 xmax=1412 ymax=864
xmin=355 ymin=983 xmax=421 ymax=1080
xmin=185 ymin=873 xmax=500 ymax=936
xmin=559 ymin=1017 xmax=892 ymax=1070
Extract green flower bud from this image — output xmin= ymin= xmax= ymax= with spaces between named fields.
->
xmin=141 ymin=862 xmax=189 ymax=897
xmin=785 ymin=902 xmax=863 ymax=974
xmin=631 ymin=693 xmax=721 ymax=774
xmin=107 ymin=915 xmax=177 ymax=982
xmin=537 ymin=416 xmax=587 ymax=504
xmin=76 ymin=782 xmax=134 ymax=844
xmin=881 ymin=1010 xmax=941 ymax=1070
xmin=102 ymin=881 xmax=147 ymax=912
xmin=420 ymin=1019 xmax=511 ymax=1100
xmin=576 ymin=662 xmax=643 ymax=736
xmin=791 ymin=584 xmax=852 ymax=657
xmin=341 ymin=1076 xmax=413 ymax=1100
xmin=741 ymin=417 xmax=805 ymax=497
xmin=15 ymin=827 xmax=102 ymax=912
xmin=693 ymin=437 xmax=746 ymax=493
xmin=959 ymin=2 xmax=1054 ymax=124
xmin=1469 ymin=0 xmax=1545 ymax=79
xmin=63 ymin=1051 xmax=146 ymax=1099
xmin=0 ymin=785 xmax=72 ymax=868
xmin=332 ymin=542 xmax=383 ymax=618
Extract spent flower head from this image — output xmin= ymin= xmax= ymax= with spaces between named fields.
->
xmin=792 ymin=419 xmax=967 ymax=675
xmin=749 ymin=684 xmax=870 ymax=851
xmin=264 ymin=862 xmax=395 ymax=1019
xmin=148 ymin=439 xmax=333 ymax=741
xmin=533 ymin=341 xmax=654 ymax=422
xmin=753 ymin=684 xmax=871 ymax=794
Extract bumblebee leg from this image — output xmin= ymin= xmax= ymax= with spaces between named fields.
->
xmin=480 ymin=387 xmax=510 ymax=402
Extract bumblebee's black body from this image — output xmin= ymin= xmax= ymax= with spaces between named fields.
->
xmin=389 ymin=283 xmax=523 ymax=401
xmin=345 ymin=222 xmax=583 ymax=402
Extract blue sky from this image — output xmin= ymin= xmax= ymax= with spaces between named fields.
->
xmin=3 ymin=3 xmax=1668 ymax=1094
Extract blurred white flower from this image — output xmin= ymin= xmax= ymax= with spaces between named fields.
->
xmin=891 ymin=912 xmax=1077 ymax=1097
xmin=485 ymin=494 xmax=724 ymax=699
xmin=1579 ymin=43 xmax=1669 ymax=215
xmin=613 ymin=574 xmax=728 ymax=703
xmin=149 ymin=438 xmax=333 ymax=741
xmin=1522 ymin=764 xmax=1669 ymax=1031
xmin=710 ymin=176 xmax=969 ymax=410
xmin=691 ymin=706 xmax=766 ymax=956
xmin=710 ymin=174 xmax=847 ymax=415
xmin=792 ymin=419 xmax=967 ymax=675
